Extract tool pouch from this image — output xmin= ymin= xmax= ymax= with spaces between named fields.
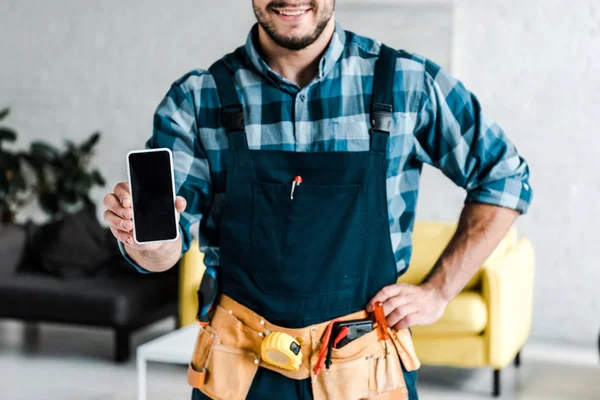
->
xmin=390 ymin=328 xmax=421 ymax=372
xmin=187 ymin=297 xmax=421 ymax=400
xmin=188 ymin=322 xmax=260 ymax=400
xmin=310 ymin=327 xmax=420 ymax=400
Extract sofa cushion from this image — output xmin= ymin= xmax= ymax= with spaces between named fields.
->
xmin=17 ymin=206 xmax=127 ymax=278
xmin=0 ymin=223 xmax=26 ymax=278
xmin=0 ymin=267 xmax=177 ymax=327
xmin=399 ymin=221 xmax=518 ymax=290
xmin=410 ymin=291 xmax=488 ymax=336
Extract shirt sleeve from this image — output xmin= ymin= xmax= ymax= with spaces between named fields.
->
xmin=412 ymin=59 xmax=533 ymax=214
xmin=119 ymin=73 xmax=214 ymax=273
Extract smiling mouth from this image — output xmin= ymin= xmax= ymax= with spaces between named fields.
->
xmin=272 ymin=8 xmax=311 ymax=17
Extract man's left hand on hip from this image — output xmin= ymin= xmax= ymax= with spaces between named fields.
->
xmin=366 ymin=283 xmax=449 ymax=330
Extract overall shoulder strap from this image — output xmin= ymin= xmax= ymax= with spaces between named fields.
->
xmin=208 ymin=57 xmax=248 ymax=150
xmin=370 ymin=43 xmax=397 ymax=153
xmin=372 ymin=44 xmax=397 ymax=113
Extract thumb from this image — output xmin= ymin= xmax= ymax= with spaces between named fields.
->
xmin=175 ymin=196 xmax=187 ymax=213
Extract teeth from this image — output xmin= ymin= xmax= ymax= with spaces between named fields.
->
xmin=278 ymin=10 xmax=307 ymax=16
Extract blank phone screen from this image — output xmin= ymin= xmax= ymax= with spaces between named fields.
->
xmin=128 ymin=150 xmax=178 ymax=243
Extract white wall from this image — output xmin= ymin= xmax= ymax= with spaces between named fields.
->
xmin=1 ymin=0 xmax=598 ymax=346
xmin=450 ymin=0 xmax=600 ymax=346
xmin=0 ymin=0 xmax=256 ymax=221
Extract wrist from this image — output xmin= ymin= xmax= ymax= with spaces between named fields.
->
xmin=125 ymin=238 xmax=181 ymax=271
xmin=421 ymin=277 xmax=453 ymax=304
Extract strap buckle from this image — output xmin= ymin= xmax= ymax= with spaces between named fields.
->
xmin=370 ymin=103 xmax=392 ymax=135
xmin=222 ymin=104 xmax=245 ymax=131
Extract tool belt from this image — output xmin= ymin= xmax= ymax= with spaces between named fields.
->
xmin=187 ymin=295 xmax=421 ymax=400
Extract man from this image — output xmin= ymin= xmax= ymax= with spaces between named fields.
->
xmin=103 ymin=1 xmax=532 ymax=399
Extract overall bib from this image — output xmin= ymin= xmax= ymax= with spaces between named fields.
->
xmin=191 ymin=44 xmax=419 ymax=400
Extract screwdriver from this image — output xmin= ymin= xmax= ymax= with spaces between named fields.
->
xmin=373 ymin=301 xmax=389 ymax=341
xmin=313 ymin=319 xmax=337 ymax=382
xmin=325 ymin=326 xmax=349 ymax=370
xmin=333 ymin=326 xmax=350 ymax=349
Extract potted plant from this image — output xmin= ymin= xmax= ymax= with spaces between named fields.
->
xmin=0 ymin=107 xmax=107 ymax=276
xmin=22 ymin=132 xmax=112 ymax=278
xmin=0 ymin=108 xmax=30 ymax=223
xmin=24 ymin=131 xmax=106 ymax=220
xmin=0 ymin=107 xmax=106 ymax=222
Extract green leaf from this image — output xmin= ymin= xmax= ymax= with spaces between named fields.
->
xmin=65 ymin=139 xmax=77 ymax=153
xmin=21 ymin=154 xmax=45 ymax=184
xmin=0 ymin=108 xmax=9 ymax=122
xmin=20 ymin=153 xmax=36 ymax=165
xmin=74 ymin=175 xmax=92 ymax=192
xmin=0 ymin=128 xmax=17 ymax=142
xmin=80 ymin=131 xmax=101 ymax=153
xmin=16 ymin=150 xmax=30 ymax=159
xmin=91 ymin=169 xmax=106 ymax=186
xmin=58 ymin=190 xmax=78 ymax=205
xmin=0 ymin=153 xmax=20 ymax=171
xmin=13 ymin=171 xmax=26 ymax=190
xmin=39 ymin=192 xmax=60 ymax=217
xmin=30 ymin=142 xmax=60 ymax=162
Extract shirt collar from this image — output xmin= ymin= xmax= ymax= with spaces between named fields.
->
xmin=243 ymin=21 xmax=346 ymax=92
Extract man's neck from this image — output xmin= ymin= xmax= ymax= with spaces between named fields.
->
xmin=256 ymin=19 xmax=336 ymax=88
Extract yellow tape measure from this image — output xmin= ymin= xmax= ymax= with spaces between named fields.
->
xmin=260 ymin=331 xmax=303 ymax=371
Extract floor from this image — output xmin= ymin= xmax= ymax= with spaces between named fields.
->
xmin=1 ymin=318 xmax=599 ymax=400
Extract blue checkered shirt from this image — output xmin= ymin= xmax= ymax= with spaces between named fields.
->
xmin=121 ymin=22 xmax=533 ymax=275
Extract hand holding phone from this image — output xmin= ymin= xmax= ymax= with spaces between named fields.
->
xmin=126 ymin=148 xmax=180 ymax=245
xmin=103 ymin=149 xmax=185 ymax=252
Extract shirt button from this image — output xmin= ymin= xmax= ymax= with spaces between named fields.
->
xmin=299 ymin=94 xmax=306 ymax=101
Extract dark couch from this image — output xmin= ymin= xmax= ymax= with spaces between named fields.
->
xmin=0 ymin=221 xmax=179 ymax=362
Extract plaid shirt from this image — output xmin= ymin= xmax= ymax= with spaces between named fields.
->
xmin=121 ymin=22 xmax=532 ymax=275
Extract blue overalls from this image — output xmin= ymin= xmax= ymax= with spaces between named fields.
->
xmin=192 ymin=44 xmax=419 ymax=400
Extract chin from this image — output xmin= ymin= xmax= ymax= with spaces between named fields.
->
xmin=274 ymin=19 xmax=315 ymax=34
xmin=275 ymin=28 xmax=312 ymax=42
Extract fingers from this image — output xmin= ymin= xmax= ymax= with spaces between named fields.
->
xmin=382 ymin=294 xmax=412 ymax=317
xmin=175 ymin=196 xmax=187 ymax=213
xmin=110 ymin=226 xmax=134 ymax=246
xmin=394 ymin=313 xmax=422 ymax=330
xmin=105 ymin=182 xmax=185 ymax=250
xmin=113 ymin=182 xmax=131 ymax=208
xmin=103 ymin=193 xmax=131 ymax=220
xmin=366 ymin=283 xmax=422 ymax=329
xmin=367 ymin=284 xmax=447 ymax=330
xmin=387 ymin=304 xmax=418 ymax=328
xmin=104 ymin=209 xmax=132 ymax=232
xmin=104 ymin=182 xmax=134 ymax=245
xmin=366 ymin=283 xmax=405 ymax=312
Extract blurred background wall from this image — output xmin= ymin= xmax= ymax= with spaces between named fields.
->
xmin=1 ymin=0 xmax=598 ymax=347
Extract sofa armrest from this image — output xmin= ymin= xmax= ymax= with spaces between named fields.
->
xmin=481 ymin=237 xmax=535 ymax=368
xmin=178 ymin=240 xmax=206 ymax=327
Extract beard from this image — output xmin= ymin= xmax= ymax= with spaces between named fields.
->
xmin=253 ymin=1 xmax=335 ymax=51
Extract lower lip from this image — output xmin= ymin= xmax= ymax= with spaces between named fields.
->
xmin=272 ymin=9 xmax=311 ymax=22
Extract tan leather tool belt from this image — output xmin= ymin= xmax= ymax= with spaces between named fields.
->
xmin=187 ymin=295 xmax=420 ymax=400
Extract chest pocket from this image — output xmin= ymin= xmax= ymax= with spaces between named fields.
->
xmin=250 ymin=180 xmax=367 ymax=297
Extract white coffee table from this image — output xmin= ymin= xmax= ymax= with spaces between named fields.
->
xmin=137 ymin=323 xmax=200 ymax=400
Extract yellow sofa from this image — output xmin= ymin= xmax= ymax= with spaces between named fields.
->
xmin=178 ymin=221 xmax=535 ymax=397
xmin=400 ymin=221 xmax=535 ymax=396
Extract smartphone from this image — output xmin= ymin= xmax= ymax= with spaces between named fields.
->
xmin=126 ymin=148 xmax=179 ymax=245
